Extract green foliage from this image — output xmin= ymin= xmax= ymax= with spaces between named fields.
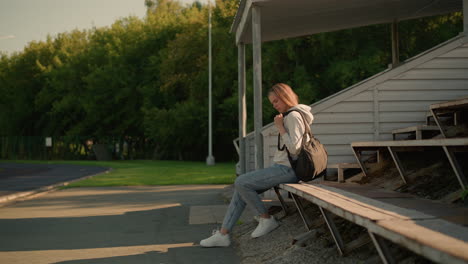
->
xmin=462 ymin=189 xmax=468 ymax=201
xmin=0 ymin=0 xmax=463 ymax=161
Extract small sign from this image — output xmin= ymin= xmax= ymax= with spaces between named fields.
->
xmin=45 ymin=137 xmax=52 ymax=147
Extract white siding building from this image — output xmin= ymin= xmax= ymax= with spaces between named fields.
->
xmin=242 ymin=35 xmax=468 ymax=172
xmin=231 ymin=0 xmax=467 ymax=174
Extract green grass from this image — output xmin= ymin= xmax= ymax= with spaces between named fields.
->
xmin=0 ymin=160 xmax=236 ymax=187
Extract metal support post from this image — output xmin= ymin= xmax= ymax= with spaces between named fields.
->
xmin=391 ymin=19 xmax=400 ymax=67
xmin=442 ymin=146 xmax=467 ymax=190
xmin=319 ymin=207 xmax=345 ymax=256
xmin=291 ymin=193 xmax=312 ymax=230
xmin=387 ymin=147 xmax=408 ymax=184
xmin=252 ymin=5 xmax=263 ymax=169
xmin=431 ymin=109 xmax=447 ymax=138
xmin=273 ymin=186 xmax=289 ymax=216
xmin=206 ymin=1 xmax=215 ymax=165
xmin=352 ymin=148 xmax=369 ymax=177
xmin=464 ymin=0 xmax=468 ymax=34
xmin=238 ymin=43 xmax=247 ymax=174
xmin=368 ymin=231 xmax=396 ymax=264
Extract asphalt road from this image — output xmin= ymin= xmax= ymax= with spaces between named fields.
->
xmin=0 ymin=162 xmax=109 ymax=198
xmin=0 ymin=163 xmax=241 ymax=263
xmin=0 ymin=185 xmax=240 ymax=264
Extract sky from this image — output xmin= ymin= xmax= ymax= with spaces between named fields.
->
xmin=0 ymin=0 xmax=198 ymax=55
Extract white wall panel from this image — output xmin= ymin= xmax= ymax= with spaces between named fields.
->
xmin=378 ymin=90 xmax=468 ymax=101
xmin=380 ymin=101 xmax=440 ymax=112
xmin=379 ymin=79 xmax=468 ymax=90
xmin=417 ymin=58 xmax=468 ymax=68
xmin=439 ymin=47 xmax=468 ymax=57
xmin=343 ymin=91 xmax=373 ymax=101
xmin=320 ymin=101 xmax=373 ymax=113
xmin=396 ymin=69 xmax=468 ymax=79
xmin=313 ymin=112 xmax=374 ymax=124
xmin=318 ymin=134 xmax=375 ymax=145
xmin=243 ymin=39 xmax=468 ymax=172
xmin=312 ymin=123 xmax=374 ymax=134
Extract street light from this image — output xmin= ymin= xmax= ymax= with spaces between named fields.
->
xmin=206 ymin=0 xmax=215 ymax=166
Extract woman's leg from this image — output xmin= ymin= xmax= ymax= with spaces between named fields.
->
xmin=220 ymin=190 xmax=246 ymax=233
xmin=234 ymin=164 xmax=297 ymax=217
xmin=200 ymin=164 xmax=297 ymax=246
xmin=221 ymin=164 xmax=297 ymax=232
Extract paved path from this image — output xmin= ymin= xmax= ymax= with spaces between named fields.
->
xmin=0 ymin=163 xmax=109 ymax=203
xmin=0 ymin=185 xmax=246 ymax=264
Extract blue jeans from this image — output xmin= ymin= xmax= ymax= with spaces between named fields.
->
xmin=221 ymin=164 xmax=298 ymax=231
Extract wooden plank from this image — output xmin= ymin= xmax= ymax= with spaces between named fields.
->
xmin=327 ymin=163 xmax=361 ymax=183
xmin=327 ymin=163 xmax=360 ymax=169
xmin=280 ymin=183 xmax=431 ymax=221
xmin=325 ymin=186 xmax=461 ymax=216
xmin=351 ymin=138 xmax=468 ymax=147
xmin=319 ymin=182 xmax=414 ymax=199
xmin=430 ymin=96 xmax=468 ymax=110
xmin=379 ymin=111 xmax=427 ymax=122
xmin=392 ymin=125 xmax=440 ymax=136
xmin=381 ymin=122 xmax=427 ymax=133
xmin=371 ymin=219 xmax=468 ymax=264
xmin=280 ymin=182 xmax=468 ymax=263
xmin=368 ymin=197 xmax=468 ymax=225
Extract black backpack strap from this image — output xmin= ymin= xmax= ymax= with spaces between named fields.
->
xmin=277 ymin=133 xmax=285 ymax=151
xmin=277 ymin=109 xmax=312 ymax=151
xmin=284 ymin=109 xmax=313 ymax=140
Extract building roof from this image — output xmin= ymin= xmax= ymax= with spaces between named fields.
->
xmin=231 ymin=0 xmax=462 ymax=44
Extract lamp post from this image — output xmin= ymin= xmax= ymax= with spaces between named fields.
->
xmin=206 ymin=0 xmax=215 ymax=166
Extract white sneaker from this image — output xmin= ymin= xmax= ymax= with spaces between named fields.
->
xmin=251 ymin=216 xmax=279 ymax=238
xmin=200 ymin=230 xmax=231 ymax=247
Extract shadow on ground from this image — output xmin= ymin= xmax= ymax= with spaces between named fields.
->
xmin=0 ymin=185 xmax=239 ymax=264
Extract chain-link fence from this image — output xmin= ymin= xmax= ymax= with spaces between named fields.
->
xmin=0 ymin=136 xmax=156 ymax=160
xmin=0 ymin=136 xmax=91 ymax=160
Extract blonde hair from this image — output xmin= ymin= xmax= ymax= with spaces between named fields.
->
xmin=269 ymin=83 xmax=299 ymax=108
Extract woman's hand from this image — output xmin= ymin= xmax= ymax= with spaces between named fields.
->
xmin=274 ymin=114 xmax=286 ymax=135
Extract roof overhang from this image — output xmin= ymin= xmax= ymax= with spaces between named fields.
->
xmin=231 ymin=0 xmax=463 ymax=45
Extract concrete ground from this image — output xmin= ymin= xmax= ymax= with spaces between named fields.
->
xmin=0 ymin=184 xmax=254 ymax=264
xmin=0 ymin=163 xmax=109 ymax=203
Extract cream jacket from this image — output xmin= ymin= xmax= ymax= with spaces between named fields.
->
xmin=273 ymin=104 xmax=314 ymax=167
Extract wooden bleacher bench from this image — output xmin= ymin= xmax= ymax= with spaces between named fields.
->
xmin=351 ymin=138 xmax=468 ymax=189
xmin=326 ymin=163 xmax=361 ymax=183
xmin=278 ymin=181 xmax=468 ymax=263
xmin=391 ymin=125 xmax=440 ymax=140
xmin=430 ymin=97 xmax=468 ymax=138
